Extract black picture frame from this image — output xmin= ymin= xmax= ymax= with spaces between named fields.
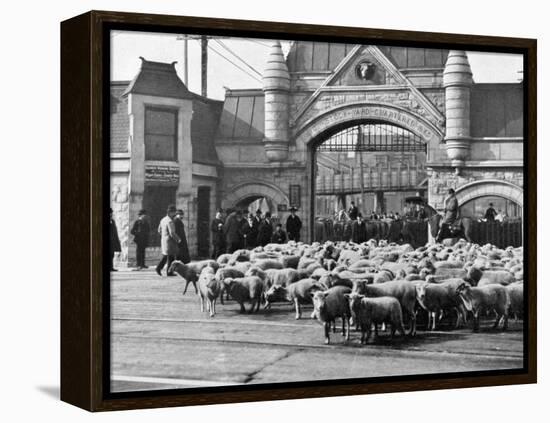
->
xmin=61 ymin=10 xmax=537 ymax=412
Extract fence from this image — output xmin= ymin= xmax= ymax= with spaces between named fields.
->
xmin=469 ymin=219 xmax=523 ymax=248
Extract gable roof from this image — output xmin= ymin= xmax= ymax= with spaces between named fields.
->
xmin=122 ymin=57 xmax=193 ymax=99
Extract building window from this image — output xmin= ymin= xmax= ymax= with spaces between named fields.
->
xmin=460 ymin=195 xmax=522 ymax=220
xmin=144 ymin=107 xmax=178 ymax=161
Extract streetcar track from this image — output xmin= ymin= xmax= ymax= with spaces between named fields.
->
xmin=112 ymin=333 xmax=523 ymax=360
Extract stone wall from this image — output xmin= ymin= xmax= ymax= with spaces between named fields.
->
xmin=110 ymin=171 xmax=130 ymax=266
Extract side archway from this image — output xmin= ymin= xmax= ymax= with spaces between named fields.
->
xmin=223 ymin=181 xmax=290 ymax=210
xmin=455 ymin=179 xmax=523 ymax=208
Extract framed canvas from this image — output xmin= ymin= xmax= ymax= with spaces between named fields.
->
xmin=60 ymin=10 xmax=537 ymax=411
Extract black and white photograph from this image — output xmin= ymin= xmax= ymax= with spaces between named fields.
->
xmin=108 ymin=30 xmax=526 ymax=393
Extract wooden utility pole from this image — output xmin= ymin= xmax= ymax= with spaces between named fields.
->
xmin=201 ymin=35 xmax=208 ymax=97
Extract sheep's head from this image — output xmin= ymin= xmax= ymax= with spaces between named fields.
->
xmin=455 ymin=282 xmax=473 ymax=311
xmin=344 ymin=292 xmax=364 ymax=313
xmin=311 ymin=290 xmax=330 ymax=313
xmin=167 ymin=260 xmax=184 ymax=275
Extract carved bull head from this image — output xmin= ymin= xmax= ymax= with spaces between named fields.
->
xmin=355 ymin=61 xmax=376 ymax=80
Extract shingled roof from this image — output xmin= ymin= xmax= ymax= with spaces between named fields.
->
xmin=110 ymin=81 xmax=130 ymax=153
xmin=122 ymin=57 xmax=193 ymax=99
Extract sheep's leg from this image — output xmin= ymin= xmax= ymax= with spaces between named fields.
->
xmin=502 ymin=312 xmax=509 ymax=331
xmin=192 ymin=281 xmax=198 ymax=295
xmin=344 ymin=317 xmax=350 ymax=341
xmin=332 ymin=320 xmax=336 ymax=333
xmin=365 ymin=326 xmax=371 ymax=344
xmin=239 ymin=302 xmax=245 ymax=313
xmin=473 ymin=311 xmax=480 ymax=332
xmin=256 ymin=297 xmax=261 ymax=312
xmin=294 ymin=298 xmax=301 ymax=320
xmin=324 ymin=322 xmax=330 ymax=345
xmin=409 ymin=308 xmax=417 ymax=336
xmin=374 ymin=323 xmax=379 ymax=338
xmin=199 ymin=295 xmax=204 ymax=313
xmin=390 ymin=323 xmax=396 ymax=340
xmin=182 ymin=280 xmax=190 ymax=295
xmin=219 ymin=287 xmax=225 ymax=305
xmin=212 ymin=299 xmax=216 ymax=317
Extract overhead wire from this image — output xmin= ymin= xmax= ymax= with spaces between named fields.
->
xmin=197 ymin=39 xmax=263 ymax=83
xmin=213 ymin=39 xmax=263 ymax=77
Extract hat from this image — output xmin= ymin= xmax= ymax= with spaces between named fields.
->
xmin=138 ymin=209 xmax=146 ymax=216
xmin=289 ymin=206 xmax=297 ymax=212
xmin=265 ymin=212 xmax=271 ymax=218
xmin=176 ymin=209 xmax=184 ymax=215
xmin=256 ymin=209 xmax=262 ymax=215
xmin=167 ymin=204 xmax=177 ymax=213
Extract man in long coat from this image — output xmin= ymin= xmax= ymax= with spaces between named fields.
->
xmin=348 ymin=201 xmax=359 ymax=220
xmin=286 ymin=207 xmax=302 ymax=242
xmin=224 ymin=209 xmax=244 ymax=254
xmin=436 ymin=188 xmax=459 ymax=242
xmin=110 ymin=208 xmax=121 ymax=271
xmin=130 ymin=209 xmax=150 ymax=270
xmin=210 ymin=209 xmax=225 ymax=259
xmin=257 ymin=212 xmax=273 ymax=247
xmin=174 ymin=209 xmax=190 ymax=264
xmin=350 ymin=213 xmax=367 ymax=243
xmin=156 ymin=205 xmax=180 ymax=277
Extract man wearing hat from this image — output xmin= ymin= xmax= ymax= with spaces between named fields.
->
xmin=130 ymin=209 xmax=151 ymax=270
xmin=257 ymin=211 xmax=273 ymax=247
xmin=156 ymin=205 xmax=181 ymax=277
xmin=223 ymin=209 xmax=244 ymax=253
xmin=109 ymin=208 xmax=121 ymax=271
xmin=174 ymin=209 xmax=190 ymax=264
xmin=210 ymin=209 xmax=225 ymax=259
xmin=286 ymin=206 xmax=302 ymax=242
xmin=484 ymin=202 xmax=497 ymax=221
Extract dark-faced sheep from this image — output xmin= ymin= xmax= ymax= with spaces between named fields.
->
xmin=344 ymin=293 xmax=405 ymax=344
xmin=223 ymin=276 xmax=264 ymax=313
xmin=456 ymin=282 xmax=510 ymax=332
xmin=311 ymin=286 xmax=352 ymax=344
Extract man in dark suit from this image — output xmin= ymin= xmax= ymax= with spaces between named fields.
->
xmin=174 ymin=209 xmax=190 ymax=264
xmin=210 ymin=209 xmax=225 ymax=259
xmin=348 ymin=201 xmax=359 ymax=220
xmin=257 ymin=212 xmax=273 ymax=247
xmin=130 ymin=209 xmax=150 ymax=270
xmin=484 ymin=202 xmax=497 ymax=221
xmin=109 ymin=208 xmax=121 ymax=271
xmin=224 ymin=209 xmax=244 ymax=253
xmin=271 ymin=223 xmax=287 ymax=244
xmin=286 ymin=207 xmax=302 ymax=242
xmin=351 ymin=213 xmax=367 ymax=243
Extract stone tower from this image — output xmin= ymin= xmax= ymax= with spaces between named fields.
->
xmin=443 ymin=50 xmax=473 ymax=170
xmin=262 ymin=41 xmax=290 ymax=161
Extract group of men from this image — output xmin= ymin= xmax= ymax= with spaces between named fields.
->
xmin=211 ymin=207 xmax=302 ymax=258
xmin=109 ymin=204 xmax=303 ymax=273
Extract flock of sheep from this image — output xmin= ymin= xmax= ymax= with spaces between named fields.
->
xmin=167 ymin=238 xmax=524 ymax=345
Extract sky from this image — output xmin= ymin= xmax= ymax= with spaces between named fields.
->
xmin=111 ymin=30 xmax=524 ymax=101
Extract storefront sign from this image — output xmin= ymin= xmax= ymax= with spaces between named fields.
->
xmin=145 ymin=165 xmax=179 ymax=185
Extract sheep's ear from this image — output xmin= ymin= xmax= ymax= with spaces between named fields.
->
xmin=322 ymin=291 xmax=330 ymax=298
xmin=343 ymin=294 xmax=350 ymax=299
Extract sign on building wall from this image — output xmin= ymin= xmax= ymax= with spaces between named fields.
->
xmin=145 ymin=165 xmax=180 ymax=185
xmin=289 ymin=184 xmax=301 ymax=208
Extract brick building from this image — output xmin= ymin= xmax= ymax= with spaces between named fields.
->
xmin=111 ymin=43 xmax=523 ymax=266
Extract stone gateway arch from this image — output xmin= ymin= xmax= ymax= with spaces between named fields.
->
xmin=111 ymin=41 xmax=524 ymax=263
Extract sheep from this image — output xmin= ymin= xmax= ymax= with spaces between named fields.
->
xmin=415 ymin=280 xmax=467 ymax=330
xmin=352 ymin=279 xmax=417 ymax=336
xmin=477 ymin=270 xmax=516 ymax=287
xmin=279 ymin=254 xmax=300 ymax=269
xmin=506 ymin=282 xmax=524 ymax=320
xmin=253 ymin=259 xmax=284 ymax=271
xmin=222 ymin=276 xmax=264 ymax=313
xmin=317 ymin=272 xmax=354 ymax=289
xmin=214 ymin=266 xmax=245 ymax=305
xmin=168 ymin=261 xmax=200 ymax=295
xmin=197 ymin=271 xmax=221 ymax=317
xmin=373 ymin=269 xmax=395 ymax=284
xmin=262 ymin=268 xmax=301 ymax=308
xmin=287 ymin=278 xmax=326 ymax=319
xmin=311 ymin=286 xmax=352 ymax=344
xmin=456 ymin=282 xmax=510 ymax=332
xmin=344 ymin=293 xmax=405 ymax=344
